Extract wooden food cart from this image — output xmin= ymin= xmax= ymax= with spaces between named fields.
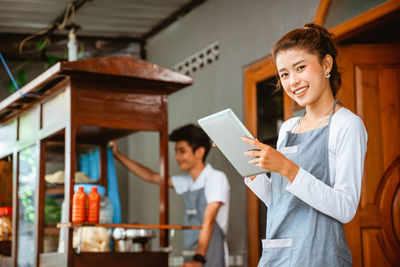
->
xmin=0 ymin=56 xmax=194 ymax=266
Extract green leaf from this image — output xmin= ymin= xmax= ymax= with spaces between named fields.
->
xmin=7 ymin=81 xmax=17 ymax=93
xmin=38 ymin=40 xmax=47 ymax=52
xmin=46 ymin=54 xmax=58 ymax=66
xmin=16 ymin=70 xmax=27 ymax=85
xmin=7 ymin=69 xmax=27 ymax=92
xmin=78 ymin=42 xmax=85 ymax=58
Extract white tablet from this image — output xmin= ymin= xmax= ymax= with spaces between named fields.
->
xmin=198 ymin=108 xmax=267 ymax=177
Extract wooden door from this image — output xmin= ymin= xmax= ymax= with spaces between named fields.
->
xmin=337 ymin=44 xmax=400 ymax=267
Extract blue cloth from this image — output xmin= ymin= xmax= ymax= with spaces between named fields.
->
xmin=107 ymin=148 xmax=121 ymax=223
xmin=78 ymin=148 xmax=121 ymax=223
xmin=79 ymin=149 xmax=100 ymax=181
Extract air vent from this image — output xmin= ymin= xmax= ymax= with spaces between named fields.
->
xmin=172 ymin=41 xmax=219 ymax=76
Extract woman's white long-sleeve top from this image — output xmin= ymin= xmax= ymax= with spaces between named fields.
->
xmin=245 ymin=107 xmax=368 ymax=223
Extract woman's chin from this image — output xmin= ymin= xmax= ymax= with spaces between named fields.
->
xmin=294 ymin=98 xmax=307 ymax=107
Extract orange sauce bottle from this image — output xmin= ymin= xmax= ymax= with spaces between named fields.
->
xmin=87 ymin=186 xmax=100 ymax=223
xmin=72 ymin=186 xmax=86 ymax=223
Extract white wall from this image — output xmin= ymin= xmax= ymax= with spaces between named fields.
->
xmin=119 ymin=0 xmax=320 ymax=265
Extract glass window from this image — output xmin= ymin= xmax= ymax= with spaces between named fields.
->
xmin=17 ymin=146 xmax=37 ymax=267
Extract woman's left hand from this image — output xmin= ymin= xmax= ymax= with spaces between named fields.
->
xmin=241 ymin=137 xmax=299 ymax=182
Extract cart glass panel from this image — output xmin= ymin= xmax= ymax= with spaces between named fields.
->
xmin=17 ymin=146 xmax=37 ymax=267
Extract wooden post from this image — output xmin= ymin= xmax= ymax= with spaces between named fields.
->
xmin=12 ymin=150 xmax=18 ymax=267
xmin=159 ymin=95 xmax=169 ymax=247
xmin=64 ymin=85 xmax=76 ymax=267
xmin=35 ymin=140 xmax=46 ymax=265
xmin=100 ymin=145 xmax=108 ymax=194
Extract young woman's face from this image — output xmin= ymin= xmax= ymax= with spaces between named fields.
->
xmin=275 ymin=48 xmax=332 ymax=107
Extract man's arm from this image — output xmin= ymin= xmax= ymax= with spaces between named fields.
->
xmin=196 ymin=201 xmax=222 ymax=255
xmin=112 ymin=141 xmax=174 ymax=188
xmin=182 ymin=202 xmax=223 ymax=267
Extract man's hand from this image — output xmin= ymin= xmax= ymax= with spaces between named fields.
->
xmin=111 ymin=140 xmax=119 ymax=156
xmin=181 ymin=261 xmax=202 ymax=267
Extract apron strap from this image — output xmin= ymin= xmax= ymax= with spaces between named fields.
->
xmin=289 ymin=99 xmax=343 ymax=133
xmin=289 ymin=116 xmax=302 ymax=133
xmin=328 ymin=99 xmax=343 ymax=124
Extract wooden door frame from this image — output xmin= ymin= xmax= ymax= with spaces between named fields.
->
xmin=243 ymin=57 xmax=277 ymax=267
xmin=244 ymin=0 xmax=400 ymax=266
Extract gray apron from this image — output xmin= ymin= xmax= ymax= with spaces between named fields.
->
xmin=258 ymin=100 xmax=352 ymax=267
xmin=183 ymin=187 xmax=225 ymax=267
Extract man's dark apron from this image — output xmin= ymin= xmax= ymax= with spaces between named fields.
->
xmin=183 ymin=187 xmax=225 ymax=267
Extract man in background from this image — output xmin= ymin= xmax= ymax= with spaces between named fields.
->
xmin=112 ymin=124 xmax=230 ymax=267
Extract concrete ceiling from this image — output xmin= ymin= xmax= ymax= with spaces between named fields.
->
xmin=0 ymin=0 xmax=206 ymax=95
xmin=0 ymin=0 xmax=205 ymax=39
xmin=0 ymin=0 xmax=206 ymax=59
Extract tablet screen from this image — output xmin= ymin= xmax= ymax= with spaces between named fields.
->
xmin=198 ymin=108 xmax=267 ymax=177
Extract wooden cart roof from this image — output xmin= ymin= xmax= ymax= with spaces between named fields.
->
xmin=0 ymin=56 xmax=193 ymax=123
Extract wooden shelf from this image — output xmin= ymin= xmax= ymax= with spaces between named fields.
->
xmin=45 ymin=186 xmax=64 ymax=196
xmin=39 ymin=251 xmax=169 ymax=267
xmin=44 ymin=226 xmax=60 ymax=236
xmin=57 ymin=222 xmax=201 ymax=230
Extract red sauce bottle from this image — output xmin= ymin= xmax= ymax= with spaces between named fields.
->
xmin=87 ymin=186 xmax=100 ymax=223
xmin=72 ymin=186 xmax=86 ymax=223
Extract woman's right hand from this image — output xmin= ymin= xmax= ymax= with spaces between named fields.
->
xmin=242 ymin=137 xmax=299 ymax=182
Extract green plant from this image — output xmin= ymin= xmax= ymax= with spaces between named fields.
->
xmin=3 ymin=37 xmax=84 ymax=94
xmin=7 ymin=69 xmax=27 ymax=93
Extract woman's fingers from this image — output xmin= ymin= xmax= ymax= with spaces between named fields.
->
xmin=241 ymin=137 xmax=269 ymax=149
xmin=248 ymin=157 xmax=260 ymax=165
xmin=244 ymin=149 xmax=261 ymax=156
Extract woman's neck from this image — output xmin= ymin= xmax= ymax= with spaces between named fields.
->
xmin=304 ymin=92 xmax=335 ymax=121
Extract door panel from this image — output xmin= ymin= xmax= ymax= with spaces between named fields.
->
xmin=338 ymin=44 xmax=400 ymax=267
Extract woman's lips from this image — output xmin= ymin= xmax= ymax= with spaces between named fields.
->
xmin=294 ymin=86 xmax=308 ymax=96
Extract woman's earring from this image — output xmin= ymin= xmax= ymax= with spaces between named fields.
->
xmin=325 ymin=72 xmax=331 ymax=78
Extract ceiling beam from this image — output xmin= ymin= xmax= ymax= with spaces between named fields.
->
xmin=142 ymin=0 xmax=207 ymax=39
xmin=0 ymin=33 xmax=144 ymax=61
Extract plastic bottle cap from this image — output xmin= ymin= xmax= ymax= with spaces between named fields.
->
xmin=0 ymin=207 xmax=12 ymax=217
xmin=92 ymin=187 xmax=98 ymax=192
xmin=74 ymin=184 xmax=105 ymax=196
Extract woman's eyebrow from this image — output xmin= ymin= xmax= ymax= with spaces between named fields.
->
xmin=292 ymin=59 xmax=306 ymax=67
xmin=278 ymin=59 xmax=306 ymax=72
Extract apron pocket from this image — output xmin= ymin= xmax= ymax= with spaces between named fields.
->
xmin=260 ymin=238 xmax=293 ymax=266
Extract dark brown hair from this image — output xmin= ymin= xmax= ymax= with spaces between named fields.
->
xmin=272 ymin=23 xmax=341 ymax=96
xmin=169 ymin=124 xmax=211 ymax=162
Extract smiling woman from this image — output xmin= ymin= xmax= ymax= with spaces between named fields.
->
xmin=274 ymin=49 xmax=333 ymax=114
xmin=242 ymin=23 xmax=368 ymax=267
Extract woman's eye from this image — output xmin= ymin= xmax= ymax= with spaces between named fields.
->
xmin=280 ymin=73 xmax=288 ymax=79
xmin=297 ymin=65 xmax=305 ymax=71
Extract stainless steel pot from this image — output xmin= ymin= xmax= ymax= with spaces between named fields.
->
xmin=113 ymin=228 xmax=155 ymax=252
